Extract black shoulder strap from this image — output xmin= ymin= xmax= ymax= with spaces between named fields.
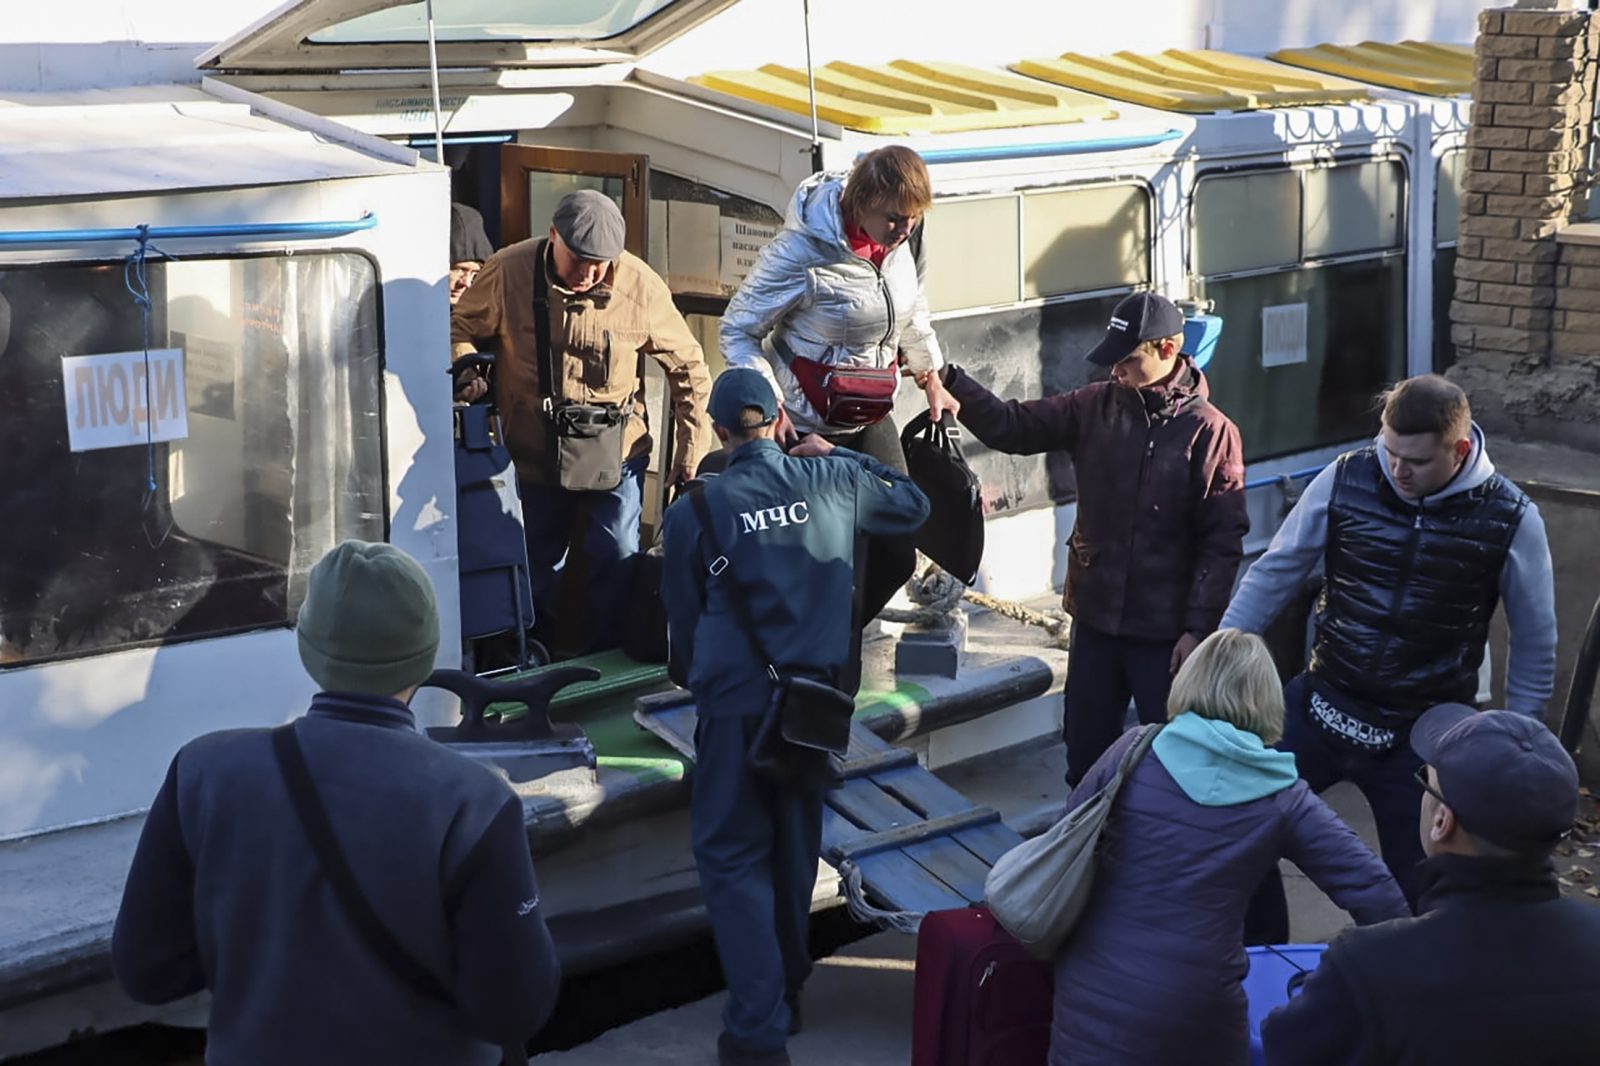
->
xmin=270 ymin=724 xmax=530 ymax=1066
xmin=272 ymin=726 xmax=455 ymax=1002
xmin=688 ymin=488 xmax=779 ymax=677
xmin=532 ymin=240 xmax=556 ymax=410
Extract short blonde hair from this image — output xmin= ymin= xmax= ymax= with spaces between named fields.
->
xmin=1165 ymin=629 xmax=1285 ymax=745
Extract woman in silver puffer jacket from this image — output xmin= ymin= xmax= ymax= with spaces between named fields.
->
xmin=717 ymin=146 xmax=959 ymax=618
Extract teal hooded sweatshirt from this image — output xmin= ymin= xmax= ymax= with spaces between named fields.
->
xmin=1151 ymin=711 xmax=1299 ymax=806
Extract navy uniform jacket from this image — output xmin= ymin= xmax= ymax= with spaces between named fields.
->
xmin=661 ymin=439 xmax=929 ymax=716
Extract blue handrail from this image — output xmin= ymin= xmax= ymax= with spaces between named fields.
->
xmin=0 ymin=214 xmax=378 ymax=247
xmin=1244 ymin=465 xmax=1324 ymax=492
xmin=914 ymin=129 xmax=1184 ymax=165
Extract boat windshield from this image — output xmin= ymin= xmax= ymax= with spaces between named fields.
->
xmin=308 ymin=0 xmax=681 ymax=44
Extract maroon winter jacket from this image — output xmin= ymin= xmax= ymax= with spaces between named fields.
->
xmin=944 ymin=357 xmax=1248 ymax=641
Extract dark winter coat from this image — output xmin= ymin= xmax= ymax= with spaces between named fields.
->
xmin=112 ymin=693 xmax=561 ymax=1066
xmin=1049 ymin=723 xmax=1408 ymax=1066
xmin=944 ymin=357 xmax=1247 ymax=642
xmin=1262 ymin=853 xmax=1600 ymax=1065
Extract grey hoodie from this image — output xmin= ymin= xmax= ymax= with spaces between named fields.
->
xmin=1221 ymin=425 xmax=1556 ymax=715
xmin=717 ymin=171 xmax=943 ymax=434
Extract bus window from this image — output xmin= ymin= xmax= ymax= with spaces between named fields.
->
xmin=0 ymin=253 xmax=384 ymax=667
xmin=1194 ymin=160 xmax=1408 ymax=462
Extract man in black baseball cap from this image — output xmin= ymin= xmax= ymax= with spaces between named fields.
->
xmin=1264 ymin=705 xmax=1600 ymax=1065
xmin=937 ymin=290 xmax=1247 ymax=785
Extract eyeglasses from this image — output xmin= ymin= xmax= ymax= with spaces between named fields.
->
xmin=1413 ymin=764 xmax=1448 ymax=806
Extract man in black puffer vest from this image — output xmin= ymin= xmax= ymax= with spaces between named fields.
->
xmin=1222 ymin=376 xmax=1555 ymax=926
xmin=1263 ymin=703 xmax=1600 ymax=1064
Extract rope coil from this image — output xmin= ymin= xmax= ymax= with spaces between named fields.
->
xmin=878 ymin=556 xmax=1073 ymax=647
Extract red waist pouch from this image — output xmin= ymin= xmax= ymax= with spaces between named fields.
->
xmin=788 ymin=356 xmax=898 ymax=427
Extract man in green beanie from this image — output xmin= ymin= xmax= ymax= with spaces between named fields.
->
xmin=112 ymin=540 xmax=561 ymax=1066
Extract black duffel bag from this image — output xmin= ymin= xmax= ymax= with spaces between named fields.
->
xmin=900 ymin=411 xmax=984 ymax=585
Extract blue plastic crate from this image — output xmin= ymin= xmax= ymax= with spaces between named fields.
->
xmin=1245 ymin=944 xmax=1326 ymax=1065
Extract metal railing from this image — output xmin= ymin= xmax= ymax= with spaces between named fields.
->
xmin=0 ymin=214 xmax=378 ymax=247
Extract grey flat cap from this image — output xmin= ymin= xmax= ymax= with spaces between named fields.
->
xmin=552 ymin=189 xmax=626 ymax=261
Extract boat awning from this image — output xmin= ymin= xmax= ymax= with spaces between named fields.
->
xmin=1269 ymin=41 xmax=1473 ymax=97
xmin=689 ymin=59 xmax=1118 ymax=135
xmin=1011 ymin=49 xmax=1374 ymax=113
xmin=0 ymin=86 xmax=420 ymax=202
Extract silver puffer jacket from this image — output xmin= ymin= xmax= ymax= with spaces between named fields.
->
xmin=719 ymin=171 xmax=944 ymax=435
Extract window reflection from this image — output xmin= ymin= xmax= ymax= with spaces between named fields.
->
xmin=0 ymin=254 xmax=384 ymax=666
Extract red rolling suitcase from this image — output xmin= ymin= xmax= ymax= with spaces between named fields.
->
xmin=911 ymin=906 xmax=1053 ymax=1066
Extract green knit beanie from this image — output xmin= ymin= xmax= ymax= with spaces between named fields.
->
xmin=296 ymin=540 xmax=440 ymax=696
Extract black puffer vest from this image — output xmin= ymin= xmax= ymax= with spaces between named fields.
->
xmin=1310 ymin=447 xmax=1528 ymax=714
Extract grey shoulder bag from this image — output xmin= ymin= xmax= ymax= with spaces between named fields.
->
xmin=984 ymin=724 xmax=1162 ymax=959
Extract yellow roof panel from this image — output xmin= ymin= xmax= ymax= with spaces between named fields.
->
xmin=1269 ymin=41 xmax=1473 ymax=96
xmin=1011 ymin=49 xmax=1373 ymax=113
xmin=689 ymin=59 xmax=1117 ymax=134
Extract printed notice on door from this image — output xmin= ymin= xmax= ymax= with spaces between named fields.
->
xmin=61 ymin=349 xmax=189 ymax=452
xmin=720 ymin=217 xmax=781 ymax=289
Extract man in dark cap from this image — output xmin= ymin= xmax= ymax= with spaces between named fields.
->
xmin=937 ymin=291 xmax=1248 ymax=785
xmin=1263 ymin=704 xmax=1600 ymax=1064
xmin=449 ymin=202 xmax=494 ymax=305
xmin=112 ymin=540 xmax=561 ymax=1065
xmin=453 ymin=189 xmax=711 ymax=652
xmin=662 ymin=368 xmax=929 ymax=1065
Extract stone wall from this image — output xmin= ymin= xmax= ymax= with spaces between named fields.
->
xmin=1450 ymin=5 xmax=1600 ymax=452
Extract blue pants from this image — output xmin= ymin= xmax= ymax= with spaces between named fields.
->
xmin=1245 ymin=672 xmax=1426 ymax=942
xmin=1063 ymin=623 xmax=1176 ymax=787
xmin=692 ymin=712 xmax=825 ymax=1054
xmin=519 ymin=454 xmax=646 ymax=652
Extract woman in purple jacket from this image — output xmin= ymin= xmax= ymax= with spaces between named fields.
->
xmin=1050 ymin=629 xmax=1407 ymax=1065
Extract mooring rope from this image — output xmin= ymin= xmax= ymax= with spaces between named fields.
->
xmin=877 ymin=556 xmax=1073 ymax=647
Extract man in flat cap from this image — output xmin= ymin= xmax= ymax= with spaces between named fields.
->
xmin=453 ymin=189 xmax=712 ymax=652
xmin=1263 ymin=703 xmax=1600 ymax=1064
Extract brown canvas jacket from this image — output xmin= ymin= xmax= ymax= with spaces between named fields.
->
xmin=945 ymin=357 xmax=1248 ymax=642
xmin=451 ymin=237 xmax=712 ymax=486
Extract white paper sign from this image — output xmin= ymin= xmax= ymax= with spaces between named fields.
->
xmin=1261 ymin=303 xmax=1310 ymax=368
xmin=61 ymin=348 xmax=189 ymax=453
xmin=720 ymin=217 xmax=780 ymax=289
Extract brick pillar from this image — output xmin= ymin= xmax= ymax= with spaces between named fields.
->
xmin=1452 ymin=6 xmax=1595 ymax=369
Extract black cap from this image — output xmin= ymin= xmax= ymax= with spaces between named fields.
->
xmin=1412 ymin=703 xmax=1580 ymax=853
xmin=449 ymin=203 xmax=493 ymax=266
xmin=1085 ymin=292 xmax=1187 ymax=367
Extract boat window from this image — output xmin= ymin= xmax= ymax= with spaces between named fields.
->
xmin=0 ymin=253 xmax=384 ymax=668
xmin=924 ymin=183 xmax=1150 ymax=314
xmin=923 ymin=195 xmax=1021 ymax=313
xmin=929 ymin=295 xmax=1125 ymax=514
xmin=1304 ymin=161 xmax=1404 ymax=259
xmin=1194 ymin=160 xmax=1409 ymax=461
xmin=1023 ymin=184 xmax=1149 ymax=298
xmin=308 ymin=0 xmax=680 ymax=44
xmin=1434 ymin=150 xmax=1464 ymax=372
xmin=1436 ymin=150 xmax=1464 ymax=246
xmin=1193 ymin=171 xmax=1301 ymax=276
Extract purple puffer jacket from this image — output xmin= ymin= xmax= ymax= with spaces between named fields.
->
xmin=1049 ymin=728 xmax=1408 ymax=1066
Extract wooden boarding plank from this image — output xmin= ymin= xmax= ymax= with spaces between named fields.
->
xmin=822 ymin=808 xmax=969 ymax=913
xmin=901 ymin=837 xmax=993 ymax=903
